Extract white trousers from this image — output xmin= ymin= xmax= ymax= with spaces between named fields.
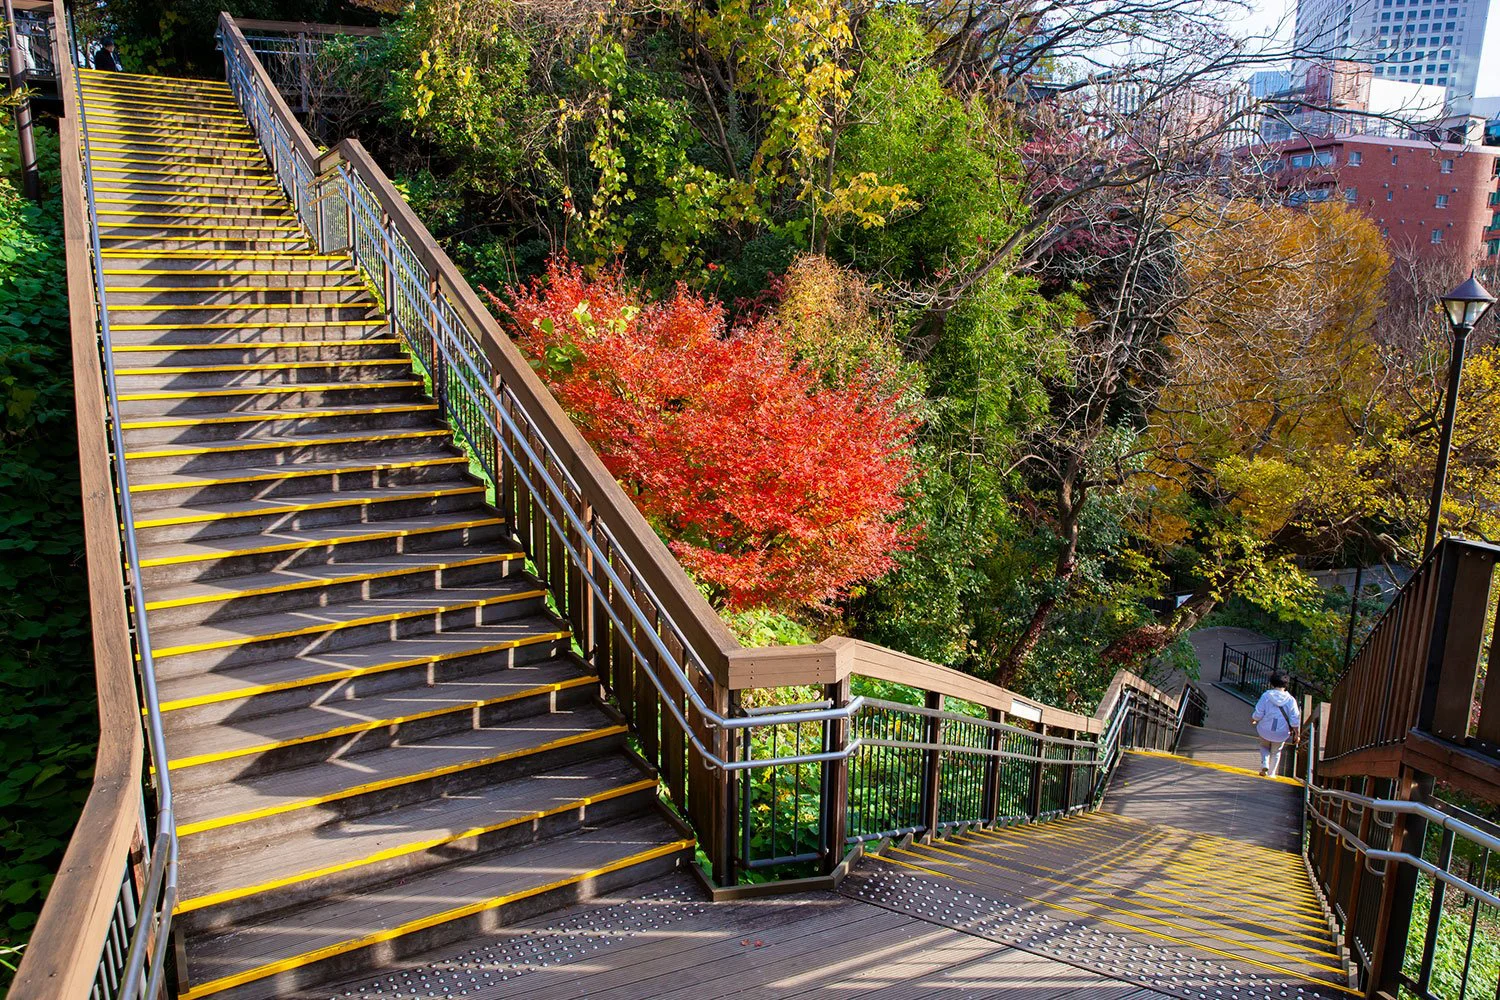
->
xmin=1260 ymin=739 xmax=1286 ymax=775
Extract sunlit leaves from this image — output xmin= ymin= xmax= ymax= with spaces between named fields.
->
xmin=498 ymin=258 xmax=919 ymax=610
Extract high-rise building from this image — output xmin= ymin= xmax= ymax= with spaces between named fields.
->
xmin=1293 ymin=0 xmax=1500 ymax=109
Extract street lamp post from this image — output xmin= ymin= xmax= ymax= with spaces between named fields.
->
xmin=1424 ymin=273 xmax=1496 ymax=556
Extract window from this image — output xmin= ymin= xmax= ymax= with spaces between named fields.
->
xmin=1489 ymin=238 xmax=1500 ymax=256
xmin=1441 ymin=158 xmax=1454 ymax=173
xmin=1349 ymin=150 xmax=1363 ymax=165
xmin=1431 ymin=229 xmax=1444 ymax=243
xmin=1387 ymin=190 xmax=1395 ymax=200
xmin=1436 ymin=194 xmax=1449 ymax=207
xmin=1393 ymin=153 xmax=1400 ymax=164
xmin=1345 ymin=187 xmax=1359 ymax=202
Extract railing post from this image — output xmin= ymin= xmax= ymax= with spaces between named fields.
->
xmin=1417 ymin=541 xmax=1495 ymax=741
xmin=820 ymin=677 xmax=851 ymax=874
xmin=1060 ymin=730 xmax=1076 ymax=811
xmin=1366 ymin=766 xmax=1432 ymax=998
xmin=1027 ymin=725 xmax=1047 ymax=821
xmin=920 ymin=690 xmax=943 ymax=838
xmin=983 ymin=707 xmax=1003 ymax=823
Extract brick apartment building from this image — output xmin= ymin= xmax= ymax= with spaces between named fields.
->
xmin=1253 ymin=133 xmax=1500 ymax=274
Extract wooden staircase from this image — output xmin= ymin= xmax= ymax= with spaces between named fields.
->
xmin=79 ymin=68 xmax=693 ymax=1000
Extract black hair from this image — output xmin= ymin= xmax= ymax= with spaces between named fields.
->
xmin=1269 ymin=672 xmax=1289 ymax=689
xmin=100 ymin=38 xmax=115 ymax=47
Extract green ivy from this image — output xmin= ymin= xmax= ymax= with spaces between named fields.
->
xmin=0 ymin=129 xmax=94 ymax=975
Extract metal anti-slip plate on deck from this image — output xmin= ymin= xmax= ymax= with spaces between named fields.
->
xmin=841 ymin=864 xmax=1350 ymax=1000
xmin=322 ymin=878 xmax=711 ymax=1000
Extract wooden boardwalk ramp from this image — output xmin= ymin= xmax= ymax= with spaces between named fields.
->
xmin=845 ymin=750 xmax=1352 ymax=1000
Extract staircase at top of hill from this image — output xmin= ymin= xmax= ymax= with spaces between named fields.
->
xmin=78 ymin=67 xmax=693 ymax=1000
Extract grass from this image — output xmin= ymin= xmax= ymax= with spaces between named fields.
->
xmin=1401 ymin=873 xmax=1500 ymax=999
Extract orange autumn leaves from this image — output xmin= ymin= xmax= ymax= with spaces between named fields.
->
xmin=498 ymin=259 xmax=918 ymax=610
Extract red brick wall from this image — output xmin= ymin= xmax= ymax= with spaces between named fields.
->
xmin=1266 ymin=136 xmax=1500 ymax=267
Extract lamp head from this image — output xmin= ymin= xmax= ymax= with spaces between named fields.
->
xmin=1441 ymin=273 xmax=1496 ymax=331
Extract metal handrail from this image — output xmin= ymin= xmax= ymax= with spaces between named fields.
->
xmin=69 ymin=48 xmax=178 ymax=1000
xmin=1307 ymin=785 xmax=1500 ymax=909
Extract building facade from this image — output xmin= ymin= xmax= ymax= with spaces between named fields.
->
xmin=1293 ymin=0 xmax=1500 ymax=108
xmin=1254 ymin=133 xmax=1500 ymax=272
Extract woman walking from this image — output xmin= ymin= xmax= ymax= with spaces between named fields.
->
xmin=1251 ymin=673 xmax=1301 ymax=777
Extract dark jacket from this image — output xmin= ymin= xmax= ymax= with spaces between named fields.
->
xmin=94 ymin=47 xmax=121 ymax=72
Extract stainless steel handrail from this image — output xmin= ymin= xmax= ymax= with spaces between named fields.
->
xmin=69 ymin=55 xmax=178 ymax=1000
xmin=1306 ymin=785 xmax=1500 ymax=909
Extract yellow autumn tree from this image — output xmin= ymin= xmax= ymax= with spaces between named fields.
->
xmin=1137 ymin=200 xmax=1392 ymax=624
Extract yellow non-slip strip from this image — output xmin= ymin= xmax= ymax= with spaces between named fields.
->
xmin=129 ymin=455 xmax=467 ymax=494
xmin=107 ymin=287 xmax=358 ymax=295
xmin=961 ymin=831 xmax=1327 ymax=922
xmin=109 ymin=307 xmax=369 ymax=319
xmin=106 ymin=283 xmax=353 ymax=292
xmin=144 ymin=550 xmax=521 ymax=610
xmin=136 ymin=513 xmax=494 ymax=565
xmin=883 ymin=852 xmax=1356 ymax=995
xmin=175 ymin=833 xmax=691 ymax=1000
xmin=88 ymin=123 xmax=253 ymax=137
xmin=117 ymin=359 xmax=405 ymax=376
xmin=938 ymin=835 xmax=1334 ymax=946
xmin=90 ymin=133 xmax=258 ymax=147
xmin=174 ymin=777 xmax=656 ymax=914
xmin=158 ymin=623 xmax=560 ymax=711
xmin=83 ymin=100 xmax=243 ymax=117
xmin=113 ymin=340 xmax=398 ymax=354
xmin=96 ymin=191 xmax=284 ymax=202
xmin=93 ymin=152 xmax=264 ymax=167
xmin=958 ymin=828 xmax=1330 ymax=925
xmin=118 ymin=379 xmax=420 ymax=402
xmin=103 ymin=268 xmax=355 ymax=277
xmin=101 ymin=221 xmax=299 ymax=233
xmin=127 ymin=428 xmax=446 ymax=460
xmin=80 ymin=67 xmax=226 ymax=83
xmin=168 ymin=673 xmax=595 ymax=771
xmin=965 ymin=826 xmax=1327 ymax=916
xmin=91 ymin=168 xmax=275 ymax=183
xmin=1125 ymin=748 xmax=1305 ymax=786
xmin=132 ymin=484 xmax=484 ymax=529
xmin=98 ymin=212 xmax=295 ymax=223
xmin=113 ymin=320 xmax=375 ymax=331
xmin=888 ymin=846 xmax=1351 ymax=985
xmin=153 ymin=585 xmax=545 ymax=659
xmin=175 ymin=724 xmax=627 ymax=838
xmin=83 ymin=99 xmax=239 ymax=112
xmin=103 ymin=253 xmax=345 ymax=261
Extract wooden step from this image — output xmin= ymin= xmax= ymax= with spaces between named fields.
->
xmin=155 ymin=615 xmax=572 ymax=715
xmin=163 ymin=657 xmax=599 ymax=781
xmin=126 ymin=453 xmax=472 ymax=511
xmin=174 ymin=755 xmax=659 ymax=930
xmin=130 ymin=482 xmax=489 ymax=546
xmin=178 ymin=815 xmax=692 ymax=1000
xmin=135 ymin=511 xmax=507 ymax=587
xmin=141 ymin=545 xmax=526 ymax=629
xmin=121 ymin=402 xmax=441 ymax=448
xmin=172 ymin=703 xmax=627 ymax=838
xmin=149 ymin=581 xmax=549 ymax=676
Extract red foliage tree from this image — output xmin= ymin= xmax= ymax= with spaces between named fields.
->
xmin=495 ymin=258 xmax=917 ymax=610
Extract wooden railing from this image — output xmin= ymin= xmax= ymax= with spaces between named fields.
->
xmin=1319 ymin=537 xmax=1500 ymax=794
xmin=10 ymin=3 xmax=156 ymax=997
xmin=1306 ymin=535 xmax=1500 ymax=998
